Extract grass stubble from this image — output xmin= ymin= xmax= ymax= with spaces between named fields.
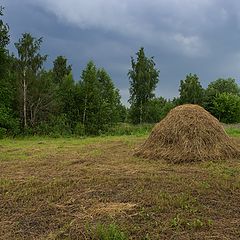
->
xmin=0 ymin=134 xmax=240 ymax=239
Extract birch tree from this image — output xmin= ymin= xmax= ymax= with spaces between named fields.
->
xmin=80 ymin=61 xmax=100 ymax=134
xmin=128 ymin=47 xmax=159 ymax=124
xmin=15 ymin=33 xmax=47 ymax=129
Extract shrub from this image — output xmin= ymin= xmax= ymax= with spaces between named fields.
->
xmin=0 ymin=106 xmax=20 ymax=136
xmin=211 ymin=93 xmax=240 ymax=123
xmin=0 ymin=127 xmax=7 ymax=139
xmin=35 ymin=114 xmax=72 ymax=136
xmin=73 ymin=122 xmax=85 ymax=136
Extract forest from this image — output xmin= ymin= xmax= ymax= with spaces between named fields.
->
xmin=1 ymin=6 xmax=240 ymax=138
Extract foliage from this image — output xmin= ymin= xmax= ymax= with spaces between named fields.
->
xmin=0 ymin=127 xmax=7 ymax=139
xmin=211 ymin=93 xmax=240 ymax=123
xmin=179 ymin=73 xmax=204 ymax=105
xmin=52 ymin=55 xmax=72 ymax=84
xmin=73 ymin=122 xmax=85 ymax=136
xmin=0 ymin=6 xmax=10 ymax=78
xmin=28 ymin=70 xmax=57 ymax=126
xmin=34 ymin=114 xmax=72 ymax=137
xmin=57 ymin=73 xmax=79 ymax=127
xmin=128 ymin=47 xmax=160 ymax=124
xmin=78 ymin=61 xmax=124 ymax=135
xmin=117 ymin=104 xmax=127 ymax=123
xmin=0 ymin=106 xmax=20 ymax=136
xmin=97 ymin=68 xmax=123 ymax=128
xmin=206 ymin=78 xmax=240 ymax=96
xmin=145 ymin=97 xmax=175 ymax=123
xmin=14 ymin=32 xmax=47 ymax=128
xmin=0 ymin=7 xmax=19 ymax=135
xmin=80 ymin=61 xmax=101 ymax=134
xmin=204 ymin=78 xmax=240 ymax=113
xmin=52 ymin=56 xmax=76 ymax=128
xmin=14 ymin=33 xmax=47 ymax=76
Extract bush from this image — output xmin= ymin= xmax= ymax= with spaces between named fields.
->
xmin=35 ymin=114 xmax=72 ymax=136
xmin=0 ymin=127 xmax=7 ymax=139
xmin=211 ymin=93 xmax=240 ymax=123
xmin=0 ymin=106 xmax=20 ymax=136
xmin=73 ymin=122 xmax=85 ymax=136
xmin=204 ymin=78 xmax=240 ymax=114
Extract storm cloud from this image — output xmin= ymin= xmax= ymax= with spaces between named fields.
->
xmin=3 ymin=0 xmax=240 ymax=104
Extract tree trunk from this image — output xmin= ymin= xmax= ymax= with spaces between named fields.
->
xmin=140 ymin=100 xmax=143 ymax=124
xmin=83 ymin=94 xmax=87 ymax=127
xmin=23 ymin=69 xmax=27 ymax=129
xmin=30 ymin=98 xmax=39 ymax=127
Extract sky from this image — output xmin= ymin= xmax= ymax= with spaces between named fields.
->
xmin=3 ymin=0 xmax=240 ymax=105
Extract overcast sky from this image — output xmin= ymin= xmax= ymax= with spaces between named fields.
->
xmin=3 ymin=0 xmax=240 ymax=105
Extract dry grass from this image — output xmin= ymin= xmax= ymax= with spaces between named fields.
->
xmin=135 ymin=104 xmax=240 ymax=163
xmin=0 ymin=135 xmax=240 ymax=239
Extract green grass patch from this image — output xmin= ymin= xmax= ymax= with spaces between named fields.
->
xmin=86 ymin=223 xmax=128 ymax=240
xmin=226 ymin=128 xmax=240 ymax=137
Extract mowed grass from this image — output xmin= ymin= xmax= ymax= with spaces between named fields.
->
xmin=0 ymin=133 xmax=240 ymax=239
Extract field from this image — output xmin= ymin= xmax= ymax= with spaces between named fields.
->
xmin=1 ymin=130 xmax=240 ymax=239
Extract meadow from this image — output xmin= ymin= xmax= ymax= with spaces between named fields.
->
xmin=0 ymin=128 xmax=240 ymax=239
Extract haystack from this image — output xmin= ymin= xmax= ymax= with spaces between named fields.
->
xmin=135 ymin=104 xmax=240 ymax=163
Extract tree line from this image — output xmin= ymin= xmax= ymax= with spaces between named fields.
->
xmin=127 ymin=47 xmax=240 ymax=125
xmin=1 ymin=7 xmax=240 ymax=137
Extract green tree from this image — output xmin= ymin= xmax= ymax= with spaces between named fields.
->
xmin=0 ymin=6 xmax=10 ymax=107
xmin=179 ymin=73 xmax=204 ymax=105
xmin=28 ymin=70 xmax=57 ymax=126
xmin=15 ymin=33 xmax=47 ymax=129
xmin=0 ymin=7 xmax=19 ymax=136
xmin=117 ymin=104 xmax=127 ymax=123
xmin=128 ymin=47 xmax=160 ymax=124
xmin=145 ymin=97 xmax=175 ymax=123
xmin=57 ymin=73 xmax=78 ymax=128
xmin=97 ymin=68 xmax=123 ymax=129
xmin=204 ymin=78 xmax=240 ymax=112
xmin=206 ymin=78 xmax=240 ymax=96
xmin=52 ymin=55 xmax=72 ymax=84
xmin=211 ymin=93 xmax=240 ymax=123
xmin=80 ymin=61 xmax=101 ymax=134
xmin=78 ymin=62 xmax=124 ymax=135
xmin=0 ymin=6 xmax=9 ymax=79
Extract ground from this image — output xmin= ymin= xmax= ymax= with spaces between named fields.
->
xmin=0 ymin=133 xmax=240 ymax=240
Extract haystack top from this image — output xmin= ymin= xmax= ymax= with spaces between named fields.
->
xmin=166 ymin=104 xmax=219 ymax=122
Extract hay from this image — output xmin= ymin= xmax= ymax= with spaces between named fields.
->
xmin=135 ymin=104 xmax=240 ymax=163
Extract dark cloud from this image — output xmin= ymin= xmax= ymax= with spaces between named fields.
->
xmin=3 ymin=0 xmax=240 ymax=105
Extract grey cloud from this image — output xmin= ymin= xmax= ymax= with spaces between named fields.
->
xmin=4 ymin=0 xmax=240 ymax=104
